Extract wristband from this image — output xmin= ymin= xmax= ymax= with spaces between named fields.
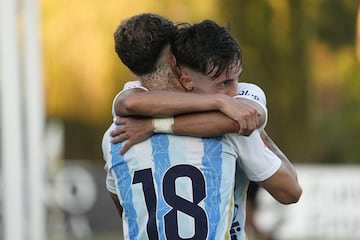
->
xmin=152 ymin=117 xmax=174 ymax=133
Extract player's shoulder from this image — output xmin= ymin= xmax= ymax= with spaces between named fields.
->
xmin=237 ymin=82 xmax=265 ymax=95
xmin=123 ymin=80 xmax=148 ymax=91
xmin=238 ymin=82 xmax=260 ymax=88
xmin=111 ymin=80 xmax=149 ymax=117
xmin=237 ymin=82 xmax=266 ymax=102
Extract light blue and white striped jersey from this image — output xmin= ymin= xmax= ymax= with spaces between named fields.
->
xmin=104 ymin=129 xmax=237 ymax=240
xmin=104 ymin=81 xmax=281 ymax=240
xmin=224 ymin=132 xmax=281 ymax=239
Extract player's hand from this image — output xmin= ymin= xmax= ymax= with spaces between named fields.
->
xmin=234 ymin=98 xmax=262 ymax=136
xmin=110 ymin=116 xmax=153 ymax=154
xmin=219 ymin=96 xmax=261 ymax=136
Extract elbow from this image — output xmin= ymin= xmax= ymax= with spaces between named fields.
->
xmin=293 ymin=185 xmax=303 ymax=203
xmin=116 ymin=95 xmax=138 ymax=116
xmin=279 ymin=184 xmax=302 ymax=204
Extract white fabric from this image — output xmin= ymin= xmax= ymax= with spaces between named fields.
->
xmin=102 ymin=124 xmax=118 ymax=194
xmin=152 ymin=117 xmax=174 ymax=133
xmin=235 ymin=82 xmax=268 ymax=131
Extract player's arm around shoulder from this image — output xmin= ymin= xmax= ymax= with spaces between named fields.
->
xmin=115 ymin=81 xmax=236 ymax=117
xmin=115 ymin=87 xmax=149 ymax=117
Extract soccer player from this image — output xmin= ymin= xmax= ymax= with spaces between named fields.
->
xmin=102 ymin=14 xmax=302 ymax=240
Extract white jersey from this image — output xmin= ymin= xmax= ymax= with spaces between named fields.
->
xmin=225 ymin=132 xmax=281 ymax=239
xmin=104 ymin=80 xmax=279 ymax=240
xmin=235 ymin=82 xmax=268 ymax=131
xmin=103 ymin=128 xmax=237 ymax=239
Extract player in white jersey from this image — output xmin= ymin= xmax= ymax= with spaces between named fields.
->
xmin=104 ymin=15 xmax=302 ymax=240
xmin=105 ymin=78 xmax=295 ymax=240
xmin=103 ymin=67 xmax=272 ymax=239
xmin=105 ymin=80 xmax=276 ymax=240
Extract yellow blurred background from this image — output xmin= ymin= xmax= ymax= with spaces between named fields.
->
xmin=42 ymin=0 xmax=222 ymax=124
xmin=1 ymin=0 xmax=360 ymax=239
xmin=41 ymin=0 xmax=360 ymax=164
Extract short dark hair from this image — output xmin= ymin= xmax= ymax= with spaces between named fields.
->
xmin=114 ymin=13 xmax=176 ymax=76
xmin=172 ymin=20 xmax=242 ymax=79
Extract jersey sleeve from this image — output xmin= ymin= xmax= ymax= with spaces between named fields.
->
xmin=123 ymin=80 xmax=147 ymax=91
xmin=235 ymin=82 xmax=268 ymax=130
xmin=225 ymin=131 xmax=281 ymax=182
xmin=111 ymin=80 xmax=148 ymax=118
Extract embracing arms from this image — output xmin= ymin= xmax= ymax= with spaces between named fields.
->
xmin=111 ymin=87 xmax=266 ymax=153
xmin=109 ymin=83 xmax=302 ymax=204
xmin=116 ymin=87 xmax=265 ymax=133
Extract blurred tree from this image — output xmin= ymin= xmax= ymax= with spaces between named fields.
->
xmin=220 ymin=0 xmax=360 ymax=163
xmin=357 ymin=2 xmax=360 ymax=61
xmin=40 ymin=0 xmax=360 ymax=162
xmin=220 ymin=0 xmax=310 ymax=162
xmin=308 ymin=0 xmax=360 ymax=163
xmin=315 ymin=0 xmax=358 ymax=49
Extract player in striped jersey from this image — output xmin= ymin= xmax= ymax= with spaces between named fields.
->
xmin=104 ymin=129 xmax=237 ymax=239
xmin=103 ymin=14 xmax=302 ymax=240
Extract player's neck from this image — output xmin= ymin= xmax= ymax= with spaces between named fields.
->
xmin=141 ymin=61 xmax=183 ymax=91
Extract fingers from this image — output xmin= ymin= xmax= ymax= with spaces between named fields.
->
xmin=111 ymin=133 xmax=128 ymax=144
xmin=110 ymin=127 xmax=124 ymax=137
xmin=237 ymin=118 xmax=248 ymax=135
xmin=256 ymin=113 xmax=262 ymax=129
xmin=237 ymin=111 xmax=258 ymax=136
xmin=110 ymin=127 xmax=128 ymax=144
xmin=120 ymin=142 xmax=132 ymax=155
xmin=110 ymin=130 xmax=132 ymax=154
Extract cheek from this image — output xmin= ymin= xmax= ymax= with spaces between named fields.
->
xmin=196 ymin=85 xmax=213 ymax=93
xmin=227 ymin=84 xmax=238 ymax=96
xmin=214 ymin=86 xmax=237 ymax=96
xmin=213 ymin=89 xmax=228 ymax=94
xmin=227 ymin=88 xmax=238 ymax=97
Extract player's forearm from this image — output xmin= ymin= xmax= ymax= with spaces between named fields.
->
xmin=260 ymin=131 xmax=299 ymax=180
xmin=259 ymin=164 xmax=302 ymax=204
xmin=172 ymin=111 xmax=239 ymax=136
xmin=116 ymin=90 xmax=228 ymax=117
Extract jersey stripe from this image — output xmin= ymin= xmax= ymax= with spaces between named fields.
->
xmin=152 ymin=134 xmax=171 ymax=240
xmin=201 ymin=137 xmax=223 ymax=238
xmin=111 ymin=141 xmax=139 ymax=239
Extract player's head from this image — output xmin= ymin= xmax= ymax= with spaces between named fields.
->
xmin=172 ymin=20 xmax=242 ymax=96
xmin=114 ymin=13 xmax=176 ymax=76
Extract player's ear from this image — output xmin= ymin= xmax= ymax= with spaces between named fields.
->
xmin=169 ymin=53 xmax=177 ymax=67
xmin=179 ymin=68 xmax=194 ymax=92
